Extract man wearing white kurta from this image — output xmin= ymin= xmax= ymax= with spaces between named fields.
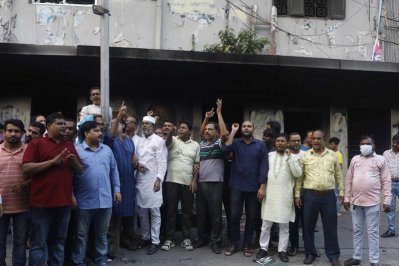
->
xmin=257 ymin=133 xmax=302 ymax=263
xmin=135 ymin=116 xmax=168 ymax=255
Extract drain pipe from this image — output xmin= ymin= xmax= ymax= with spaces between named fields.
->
xmin=155 ymin=0 xmax=163 ymax=49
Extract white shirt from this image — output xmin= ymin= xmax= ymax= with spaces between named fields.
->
xmin=135 ymin=133 xmax=168 ymax=208
xmin=261 ymin=151 xmax=302 ymax=223
xmin=79 ymin=104 xmax=112 ymax=121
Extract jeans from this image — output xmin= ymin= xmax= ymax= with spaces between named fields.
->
xmin=352 ymin=204 xmax=380 ymax=263
xmin=229 ymin=188 xmax=258 ymax=247
xmin=72 ymin=208 xmax=112 ymax=266
xmin=29 ymin=207 xmax=71 ymax=266
xmin=196 ymin=182 xmax=223 ymax=244
xmin=0 ymin=211 xmax=29 ymax=266
xmin=302 ymin=189 xmax=340 ymax=261
xmin=387 ymin=181 xmax=399 ymax=232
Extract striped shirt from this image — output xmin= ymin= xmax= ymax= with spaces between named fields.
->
xmin=199 ymin=139 xmax=225 ymax=182
xmin=383 ymin=149 xmax=399 ymax=180
xmin=0 ymin=142 xmax=29 ymax=214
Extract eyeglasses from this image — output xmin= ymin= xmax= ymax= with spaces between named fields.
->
xmin=91 ymin=93 xmax=100 ymax=96
xmin=126 ymin=121 xmax=136 ymax=124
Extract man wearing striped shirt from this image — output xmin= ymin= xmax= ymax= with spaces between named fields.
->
xmin=0 ymin=119 xmax=29 ymax=266
xmin=382 ymin=133 xmax=399 ymax=238
xmin=195 ymin=99 xmax=228 ymax=254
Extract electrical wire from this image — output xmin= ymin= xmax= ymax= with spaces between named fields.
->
xmin=227 ymin=0 xmax=398 ymax=47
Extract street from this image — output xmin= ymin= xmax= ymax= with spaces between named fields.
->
xmin=6 ymin=210 xmax=397 ymax=265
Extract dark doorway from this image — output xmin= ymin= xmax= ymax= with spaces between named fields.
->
xmin=201 ymin=99 xmax=244 ymax=136
xmin=348 ymin=108 xmax=390 ymax=161
xmin=284 ymin=109 xmax=325 ymax=141
xmin=31 ymin=94 xmax=78 ymax=121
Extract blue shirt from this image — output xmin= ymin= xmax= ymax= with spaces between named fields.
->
xmin=223 ymin=138 xmax=268 ymax=192
xmin=74 ymin=142 xmax=120 ymax=209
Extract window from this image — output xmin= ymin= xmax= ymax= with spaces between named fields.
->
xmin=273 ymin=0 xmax=345 ymax=19
xmin=33 ymin=0 xmax=95 ymax=4
xmin=304 ymin=0 xmax=327 ymax=18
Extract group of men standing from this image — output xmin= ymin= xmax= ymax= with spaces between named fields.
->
xmin=0 ymin=88 xmax=397 ymax=266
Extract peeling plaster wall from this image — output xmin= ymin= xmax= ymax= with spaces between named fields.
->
xmin=275 ymin=1 xmax=379 ymax=60
xmin=0 ymin=0 xmax=382 ymax=61
xmin=0 ymin=97 xmax=31 ymax=129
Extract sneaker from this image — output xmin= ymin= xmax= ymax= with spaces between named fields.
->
xmin=181 ymin=238 xmax=194 ymax=251
xmin=337 ymin=212 xmax=342 ymax=216
xmin=161 ymin=240 xmax=175 ymax=251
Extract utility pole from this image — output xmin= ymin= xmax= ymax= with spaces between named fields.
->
xmin=93 ymin=0 xmax=111 ymax=127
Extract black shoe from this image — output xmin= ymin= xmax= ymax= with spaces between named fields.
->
xmin=224 ymin=243 xmax=239 ymax=256
xmin=194 ymin=240 xmax=209 ymax=249
xmin=137 ymin=239 xmax=151 ymax=249
xmin=331 ymin=260 xmax=341 ymax=266
xmin=304 ymin=254 xmax=316 ymax=264
xmin=287 ymin=246 xmax=298 ymax=256
xmin=146 ymin=244 xmax=159 ymax=255
xmin=370 ymin=263 xmax=379 ymax=266
xmin=343 ymin=258 xmax=361 ymax=266
xmin=256 ymin=249 xmax=268 ymax=259
xmin=278 ymin=251 xmax=289 ymax=262
xmin=211 ymin=243 xmax=221 ymax=254
xmin=381 ymin=230 xmax=395 ymax=238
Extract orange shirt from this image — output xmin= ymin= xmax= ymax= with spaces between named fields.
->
xmin=0 ymin=142 xmax=29 ymax=214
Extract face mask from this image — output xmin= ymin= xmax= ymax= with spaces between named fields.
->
xmin=360 ymin=144 xmax=373 ymax=156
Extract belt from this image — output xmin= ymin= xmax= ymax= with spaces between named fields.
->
xmin=392 ymin=179 xmax=399 ymax=183
xmin=304 ymin=189 xmax=334 ymax=195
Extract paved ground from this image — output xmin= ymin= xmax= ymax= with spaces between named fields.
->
xmin=5 ymin=210 xmax=399 ymax=265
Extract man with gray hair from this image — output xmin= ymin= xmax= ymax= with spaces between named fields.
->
xmin=135 ymin=116 xmax=168 ymax=255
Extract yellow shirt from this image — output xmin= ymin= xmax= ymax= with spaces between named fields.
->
xmin=295 ymin=147 xmax=344 ymax=197
xmin=166 ymin=136 xmax=200 ymax=186
xmin=335 ymin=150 xmax=343 ymax=165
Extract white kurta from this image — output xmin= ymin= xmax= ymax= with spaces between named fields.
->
xmin=261 ymin=151 xmax=302 ymax=223
xmin=135 ymin=133 xmax=167 ymax=208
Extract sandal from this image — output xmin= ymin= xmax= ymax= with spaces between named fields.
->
xmin=243 ymin=247 xmax=253 ymax=257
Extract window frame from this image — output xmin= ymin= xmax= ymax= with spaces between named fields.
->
xmin=273 ymin=0 xmax=345 ymax=20
xmin=31 ymin=0 xmax=97 ymax=5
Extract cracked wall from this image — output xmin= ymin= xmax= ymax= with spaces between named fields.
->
xmin=0 ymin=0 xmax=384 ymax=61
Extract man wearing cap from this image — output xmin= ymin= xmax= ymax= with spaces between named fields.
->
xmin=135 ymin=115 xmax=167 ymax=255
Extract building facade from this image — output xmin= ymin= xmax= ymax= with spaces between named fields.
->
xmin=0 ymin=0 xmax=399 ymax=170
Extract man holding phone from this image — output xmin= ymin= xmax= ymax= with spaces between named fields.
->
xmin=343 ymin=135 xmax=391 ymax=266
